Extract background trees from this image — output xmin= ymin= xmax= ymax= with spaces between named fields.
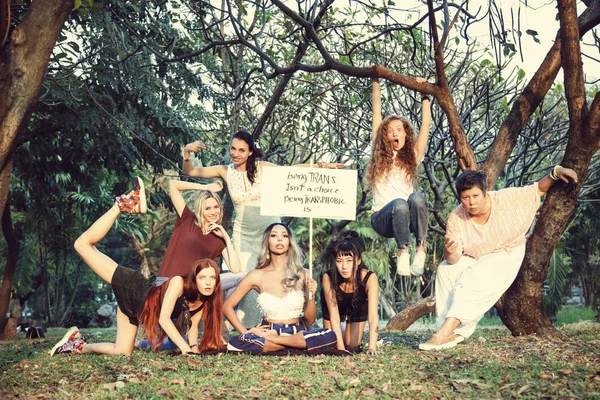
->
xmin=1 ymin=0 xmax=599 ymax=336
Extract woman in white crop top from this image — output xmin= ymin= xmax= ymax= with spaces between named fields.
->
xmin=223 ymin=223 xmax=337 ymax=354
xmin=366 ymin=77 xmax=432 ymax=277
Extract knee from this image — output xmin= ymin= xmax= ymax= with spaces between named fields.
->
xmin=408 ymin=192 xmax=428 ymax=209
xmin=390 ymin=199 xmax=409 ymax=216
xmin=115 ymin=345 xmax=134 ymax=355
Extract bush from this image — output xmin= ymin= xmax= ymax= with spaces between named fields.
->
xmin=556 ymin=306 xmax=597 ymax=326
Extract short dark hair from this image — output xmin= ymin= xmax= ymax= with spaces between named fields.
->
xmin=455 ymin=171 xmax=487 ymax=196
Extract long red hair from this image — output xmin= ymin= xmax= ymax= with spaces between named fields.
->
xmin=366 ymin=115 xmax=418 ymax=188
xmin=138 ymin=259 xmax=225 ymax=352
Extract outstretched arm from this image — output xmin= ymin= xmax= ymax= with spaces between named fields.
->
xmin=261 ymin=161 xmax=345 ymax=170
xmin=158 ymin=277 xmax=192 ymax=354
xmin=372 ymin=78 xmax=382 ymax=145
xmin=366 ymin=273 xmax=380 ymax=355
xmin=182 ymin=141 xmax=228 ymax=180
xmin=414 ymin=77 xmax=432 ymax=161
xmin=169 ymin=179 xmax=223 ymax=217
xmin=537 ymin=166 xmax=578 ymax=196
xmin=322 ymin=274 xmax=346 ymax=351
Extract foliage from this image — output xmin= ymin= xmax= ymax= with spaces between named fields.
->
xmin=556 ymin=307 xmax=598 ymax=326
xmin=1 ymin=324 xmax=599 ymax=398
xmin=2 ymin=0 xmax=599 ymax=331
xmin=543 ymin=246 xmax=572 ymax=318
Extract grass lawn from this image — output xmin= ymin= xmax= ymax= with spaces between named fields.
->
xmin=1 ymin=323 xmax=599 ymax=399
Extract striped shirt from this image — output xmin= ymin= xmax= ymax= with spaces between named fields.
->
xmin=446 ymin=183 xmax=541 ymax=260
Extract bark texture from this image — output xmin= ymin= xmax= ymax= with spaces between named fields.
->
xmin=0 ymin=0 xmax=74 ymax=339
xmin=383 ymin=296 xmax=436 ymax=332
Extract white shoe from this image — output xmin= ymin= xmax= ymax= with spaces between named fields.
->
xmin=418 ymin=334 xmax=464 ymax=351
xmin=396 ymin=252 xmax=410 ymax=276
xmin=49 ymin=326 xmax=81 ymax=356
xmin=410 ymin=252 xmax=426 ymax=276
xmin=226 ymin=342 xmax=243 ymax=352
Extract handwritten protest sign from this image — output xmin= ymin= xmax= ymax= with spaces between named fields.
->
xmin=260 ymin=166 xmax=357 ymax=220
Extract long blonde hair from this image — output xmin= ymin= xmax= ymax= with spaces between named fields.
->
xmin=193 ymin=191 xmax=223 ymax=229
xmin=366 ymin=115 xmax=418 ymax=188
xmin=255 ymin=223 xmax=304 ymax=291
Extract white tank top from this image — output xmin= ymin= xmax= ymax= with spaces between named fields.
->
xmin=256 ymin=290 xmax=305 ymax=321
xmin=371 ymin=166 xmax=415 ymax=212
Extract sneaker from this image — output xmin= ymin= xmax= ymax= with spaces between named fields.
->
xmin=52 ymin=338 xmax=86 ymax=356
xmin=396 ymin=252 xmax=410 ymax=276
xmin=418 ymin=333 xmax=463 ymax=351
xmin=48 ymin=326 xmax=82 ymax=356
xmin=410 ymin=252 xmax=426 ymax=276
xmin=115 ymin=177 xmax=147 ymax=214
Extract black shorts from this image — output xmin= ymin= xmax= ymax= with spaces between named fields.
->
xmin=111 ymin=266 xmax=153 ymax=325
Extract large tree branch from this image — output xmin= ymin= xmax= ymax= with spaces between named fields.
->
xmin=482 ymin=1 xmax=600 ymax=185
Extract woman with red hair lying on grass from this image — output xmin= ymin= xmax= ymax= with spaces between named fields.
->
xmin=50 ymin=178 xmax=225 ymax=356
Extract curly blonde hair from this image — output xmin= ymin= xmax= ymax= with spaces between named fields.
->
xmin=366 ymin=115 xmax=418 ymax=188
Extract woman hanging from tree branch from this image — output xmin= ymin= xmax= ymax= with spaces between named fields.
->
xmin=367 ymin=77 xmax=432 ymax=276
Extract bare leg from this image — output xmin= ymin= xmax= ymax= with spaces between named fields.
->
xmin=74 ymin=204 xmax=121 ymax=284
xmin=81 ymin=307 xmax=137 ymax=355
xmin=434 ymin=317 xmax=461 ymax=340
xmin=345 ymin=321 xmax=366 ymax=348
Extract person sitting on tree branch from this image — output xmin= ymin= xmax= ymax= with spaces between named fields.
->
xmin=419 ymin=166 xmax=578 ymax=350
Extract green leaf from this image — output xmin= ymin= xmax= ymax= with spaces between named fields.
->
xmin=73 ymin=0 xmax=82 ymax=11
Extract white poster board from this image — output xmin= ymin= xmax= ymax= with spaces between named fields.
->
xmin=260 ymin=166 xmax=357 ymax=220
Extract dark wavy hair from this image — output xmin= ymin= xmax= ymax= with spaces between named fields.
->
xmin=366 ymin=116 xmax=418 ymax=188
xmin=324 ymin=230 xmax=365 ymax=310
xmin=232 ymin=130 xmax=264 ymax=185
xmin=138 ymin=259 xmax=225 ymax=353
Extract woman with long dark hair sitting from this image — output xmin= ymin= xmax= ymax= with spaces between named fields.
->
xmin=321 ymin=231 xmax=379 ymax=354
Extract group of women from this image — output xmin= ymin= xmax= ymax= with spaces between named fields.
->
xmin=49 ymin=78 xmax=578 ymax=356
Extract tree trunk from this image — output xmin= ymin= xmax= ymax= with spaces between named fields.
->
xmin=0 ymin=1 xmax=74 ymax=328
xmin=383 ymin=296 xmax=435 ymax=331
xmin=497 ymin=0 xmax=600 ymax=336
xmin=0 ymin=202 xmax=19 ymax=339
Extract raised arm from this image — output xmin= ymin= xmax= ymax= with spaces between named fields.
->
xmin=223 ymin=271 xmax=260 ymax=334
xmin=182 ymin=141 xmax=228 ymax=180
xmin=414 ymin=77 xmax=432 ymax=161
xmin=372 ymin=77 xmax=382 ymax=145
xmin=537 ymin=165 xmax=578 ymax=196
xmin=158 ymin=277 xmax=192 ymax=354
xmin=366 ymin=273 xmax=380 ymax=355
xmin=321 ymin=273 xmax=346 ymax=351
xmin=169 ymin=179 xmax=223 ymax=217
